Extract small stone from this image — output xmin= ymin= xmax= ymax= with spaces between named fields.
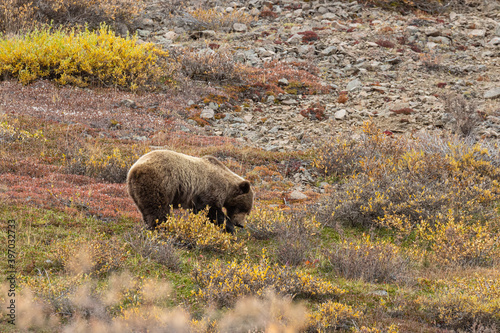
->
xmin=346 ymin=78 xmax=362 ymax=91
xmin=207 ymin=102 xmax=218 ymax=110
xmin=281 ymin=99 xmax=298 ymax=105
xmin=269 ymin=126 xmax=279 ymax=133
xmin=138 ymin=18 xmax=154 ymax=28
xmin=372 ymin=290 xmax=389 ymax=297
xmin=317 ymin=6 xmax=329 ymax=14
xmin=469 ymin=29 xmax=486 ymax=37
xmin=484 ymin=87 xmax=500 ymax=99
xmin=288 ymin=190 xmax=308 ymax=200
xmin=266 ymin=95 xmax=275 ymax=103
xmin=429 ymin=36 xmax=451 ymax=45
xmin=120 ymin=99 xmax=137 ymax=108
xmin=386 ymin=57 xmax=401 ymax=64
xmin=137 ymin=29 xmax=151 ymax=38
xmin=164 ymin=31 xmax=178 ymax=40
xmin=331 ymin=21 xmax=348 ymax=30
xmin=287 ymin=34 xmax=302 ymax=44
xmin=243 ymin=115 xmax=253 ymax=122
xmin=487 ymin=37 xmax=500 ymax=46
xmin=201 ymin=30 xmax=217 ymax=38
xmin=322 ymin=13 xmax=338 ymax=20
xmin=334 ymin=109 xmax=347 ymax=120
xmin=425 ymin=28 xmax=441 ymax=36
xmin=320 ymin=45 xmax=337 ymax=56
xmin=278 ymin=78 xmax=289 ymax=86
xmin=233 ymin=23 xmax=247 ymax=32
xmin=298 ymin=45 xmax=315 ymax=55
xmin=200 ymin=108 xmax=215 ymax=119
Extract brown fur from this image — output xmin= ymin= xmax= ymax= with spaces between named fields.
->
xmin=127 ymin=150 xmax=253 ymax=232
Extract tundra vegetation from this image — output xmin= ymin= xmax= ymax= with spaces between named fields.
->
xmin=0 ymin=0 xmax=499 ymax=332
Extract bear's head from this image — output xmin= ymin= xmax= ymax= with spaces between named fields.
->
xmin=225 ymin=181 xmax=253 ymax=228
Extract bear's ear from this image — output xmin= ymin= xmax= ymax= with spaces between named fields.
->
xmin=238 ymin=181 xmax=251 ymax=194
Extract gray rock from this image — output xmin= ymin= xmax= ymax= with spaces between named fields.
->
xmin=264 ymin=145 xmax=280 ymax=151
xmin=137 ymin=29 xmax=151 ymax=38
xmin=266 ymin=95 xmax=275 ymax=103
xmin=322 ymin=13 xmax=338 ymax=20
xmin=288 ymin=190 xmax=308 ymax=200
xmin=334 ymin=109 xmax=347 ymax=120
xmin=429 ymin=36 xmax=451 ymax=45
xmin=287 ymin=34 xmax=302 ymax=44
xmin=425 ymin=28 xmax=441 ymax=36
xmin=487 ymin=37 xmax=500 ymax=46
xmin=137 ymin=18 xmax=154 ymax=29
xmin=298 ymin=45 xmax=315 ymax=56
xmin=207 ymin=102 xmax=219 ymax=110
xmin=331 ymin=21 xmax=348 ymax=30
xmin=484 ymin=87 xmax=500 ymax=99
xmin=317 ymin=6 xmax=329 ymax=14
xmin=278 ymin=78 xmax=289 ymax=86
xmin=232 ymin=117 xmax=245 ymax=123
xmin=346 ymin=78 xmax=362 ymax=91
xmin=386 ymin=57 xmax=401 ymax=64
xmin=120 ymin=99 xmax=137 ymax=108
xmin=372 ymin=290 xmax=389 ymax=297
xmin=469 ymin=29 xmax=486 ymax=37
xmin=200 ymin=108 xmax=215 ymax=119
xmin=164 ymin=31 xmax=178 ymax=40
xmin=321 ymin=46 xmax=338 ymax=56
xmin=201 ymin=30 xmax=217 ymax=38
xmin=282 ymin=99 xmax=298 ymax=105
xmin=269 ymin=126 xmax=279 ymax=133
xmin=233 ymin=23 xmax=247 ymax=32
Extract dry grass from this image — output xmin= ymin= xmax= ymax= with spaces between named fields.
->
xmin=0 ymin=0 xmax=143 ymax=33
xmin=324 ymin=234 xmax=412 ymax=284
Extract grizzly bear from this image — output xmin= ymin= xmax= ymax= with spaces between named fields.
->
xmin=127 ymin=150 xmax=253 ymax=233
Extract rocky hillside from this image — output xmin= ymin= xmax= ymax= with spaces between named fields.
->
xmin=130 ymin=0 xmax=500 ymax=153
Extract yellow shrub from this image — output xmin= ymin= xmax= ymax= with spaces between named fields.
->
xmin=192 ymin=251 xmax=345 ymax=307
xmin=0 ymin=24 xmax=177 ymax=90
xmin=245 ymin=206 xmax=320 ymax=240
xmin=0 ymin=119 xmax=45 ymax=143
xmin=415 ymin=210 xmax=500 ymax=267
xmin=325 ymin=234 xmax=411 ymax=283
xmin=307 ymin=300 xmax=361 ymax=331
xmin=52 ymin=235 xmax=127 ymax=277
xmin=320 ymin=122 xmax=500 ymax=231
xmin=421 ymin=275 xmax=500 ymax=329
xmin=159 ymin=209 xmax=242 ymax=253
xmin=63 ymin=144 xmax=150 ymax=183
xmin=355 ymin=324 xmax=400 ymax=333
xmin=188 ymin=7 xmax=255 ymax=30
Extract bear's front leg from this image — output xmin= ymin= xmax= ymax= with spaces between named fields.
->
xmin=207 ymin=206 xmax=235 ymax=234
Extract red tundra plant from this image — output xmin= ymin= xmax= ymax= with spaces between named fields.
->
xmin=298 ymin=31 xmax=319 ymax=43
xmin=1 ymin=171 xmax=139 ymax=220
xmin=300 ymin=103 xmax=327 ymax=121
xmin=375 ymin=39 xmax=395 ymax=48
xmin=259 ymin=10 xmax=278 ymax=19
xmin=390 ymin=108 xmax=414 ymax=115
